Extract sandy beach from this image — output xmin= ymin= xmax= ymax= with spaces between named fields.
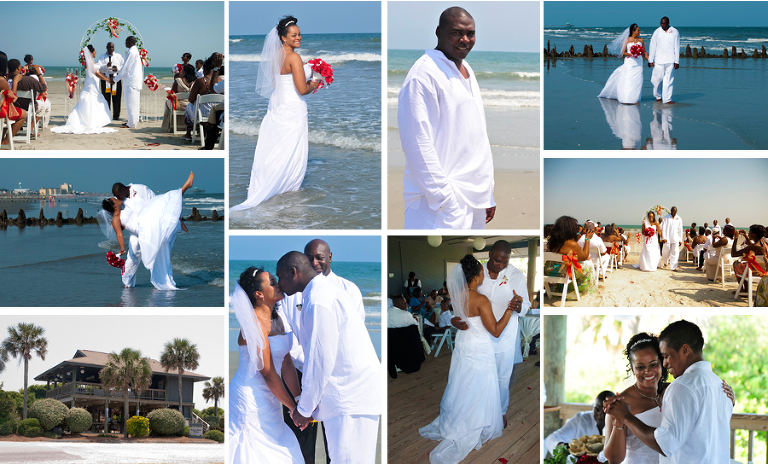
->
xmin=229 ymin=351 xmax=382 ymax=463
xmin=8 ymin=81 xmax=212 ymax=150
xmin=544 ymin=251 xmax=752 ymax=307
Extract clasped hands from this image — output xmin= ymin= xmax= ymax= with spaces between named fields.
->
xmin=289 ymin=407 xmax=313 ymax=431
xmin=603 ymin=395 xmax=631 ymax=427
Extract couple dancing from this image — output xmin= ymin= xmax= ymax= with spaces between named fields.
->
xmin=635 ymin=206 xmax=684 ymax=272
xmin=228 ymin=246 xmax=380 ymax=464
xmin=230 ymin=15 xmax=321 ymax=213
xmin=602 ymin=320 xmax=734 ymax=463
xmin=421 ymin=245 xmax=530 ymax=463
xmin=598 ymin=17 xmax=680 ymax=105
xmin=52 ymin=36 xmax=142 ymax=134
xmin=97 ymin=172 xmax=194 ymax=291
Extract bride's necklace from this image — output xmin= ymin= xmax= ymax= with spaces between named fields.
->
xmin=468 ymin=287 xmax=477 ymax=292
xmin=634 ymin=383 xmax=661 ymax=411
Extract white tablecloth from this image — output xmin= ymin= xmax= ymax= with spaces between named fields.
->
xmin=520 ymin=314 xmax=540 ymax=357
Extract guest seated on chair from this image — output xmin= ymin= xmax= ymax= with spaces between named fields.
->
xmin=731 ymin=225 xmax=768 ymax=296
xmin=0 ymin=52 xmax=28 ymax=146
xmin=578 ymin=220 xmax=610 ymax=279
xmin=424 ymin=299 xmax=454 ymax=340
xmin=544 ymin=216 xmax=597 ymax=296
xmin=544 ymin=390 xmax=615 ymax=457
xmin=200 ymin=55 xmax=225 ymax=150
xmin=184 ymin=53 xmax=222 ymax=142
xmin=162 ymin=64 xmax=196 ymax=133
xmin=388 ymin=295 xmax=418 ymax=328
xmin=10 ymin=58 xmax=49 ymax=130
xmin=705 ymin=225 xmax=735 ymax=281
xmin=601 ymin=225 xmax=624 ymax=268
xmin=425 ymin=289 xmax=442 ymax=309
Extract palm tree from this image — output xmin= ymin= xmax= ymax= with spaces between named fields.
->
xmin=202 ymin=376 xmax=225 ymax=424
xmin=160 ymin=338 xmax=199 ymax=416
xmin=99 ymin=348 xmax=152 ymax=438
xmin=1 ymin=323 xmax=48 ymax=419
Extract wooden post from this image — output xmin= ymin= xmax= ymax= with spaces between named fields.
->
xmin=527 ymin=238 xmax=538 ymax=298
xmin=72 ymin=366 xmax=77 ymax=408
xmin=544 ymin=315 xmax=567 ymax=439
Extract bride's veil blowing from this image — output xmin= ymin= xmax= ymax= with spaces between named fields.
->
xmin=231 ymin=283 xmax=267 ymax=377
xmin=608 ymin=27 xmax=631 ymax=56
xmin=255 ymin=27 xmax=286 ymax=105
xmin=447 ymin=263 xmax=471 ymax=322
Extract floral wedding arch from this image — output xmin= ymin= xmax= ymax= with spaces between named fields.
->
xmin=78 ymin=17 xmax=150 ymax=76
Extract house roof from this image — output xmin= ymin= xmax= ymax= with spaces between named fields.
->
xmin=34 ymin=349 xmax=210 ymax=382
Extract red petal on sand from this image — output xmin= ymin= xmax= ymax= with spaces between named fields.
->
xmin=499 ymin=459 xmax=508 ymax=464
xmin=630 ymin=281 xmax=635 ymax=284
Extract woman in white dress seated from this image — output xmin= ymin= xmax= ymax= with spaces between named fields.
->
xmin=228 ymin=267 xmax=304 ymax=464
xmin=598 ymin=24 xmax=650 ymax=105
xmin=230 ymin=16 xmax=319 ymax=213
xmin=635 ymin=211 xmax=663 ymax=272
xmin=419 ymin=255 xmax=516 ymax=464
xmin=52 ymin=45 xmax=116 ymax=134
xmin=603 ymin=333 xmax=735 ymax=464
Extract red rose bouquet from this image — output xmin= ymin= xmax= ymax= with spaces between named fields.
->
xmin=630 ymin=44 xmax=644 ymax=58
xmin=66 ymin=73 xmax=78 ymax=99
xmin=575 ymin=454 xmax=600 ymax=464
xmin=106 ymin=251 xmax=125 ymax=273
xmin=308 ymin=58 xmax=334 ymax=94
xmin=171 ymin=63 xmax=183 ymax=75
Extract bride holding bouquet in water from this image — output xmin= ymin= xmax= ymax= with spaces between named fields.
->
xmin=598 ymin=24 xmax=650 ymax=105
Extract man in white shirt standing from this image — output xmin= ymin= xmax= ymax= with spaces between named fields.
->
xmin=452 ymin=241 xmax=528 ymax=427
xmin=661 ymin=206 xmax=684 ymax=271
xmin=605 ymin=320 xmax=732 ymax=464
xmin=277 ymin=252 xmax=380 ymax=464
xmin=711 ymin=219 xmax=721 ymax=236
xmin=112 ymin=36 xmax=143 ymax=128
xmin=578 ymin=221 xmax=610 ymax=278
xmin=648 ymin=16 xmax=680 ymax=104
xmin=98 ymin=42 xmax=124 ymax=121
xmin=398 ymin=7 xmax=496 ymax=229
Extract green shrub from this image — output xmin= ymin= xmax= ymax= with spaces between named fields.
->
xmin=219 ymin=416 xmax=224 ymax=430
xmin=66 ymin=408 xmax=92 ymax=433
xmin=183 ymin=425 xmax=190 ymax=437
xmin=17 ymin=418 xmax=41 ymax=436
xmin=126 ymin=416 xmax=150 ymax=438
xmin=199 ymin=406 xmax=224 ymax=417
xmin=97 ymin=433 xmax=118 ymax=438
xmin=22 ymin=426 xmax=43 ymax=438
xmin=43 ymin=430 xmax=58 ymax=439
xmin=28 ymin=398 xmax=68 ymax=430
xmin=203 ymin=429 xmax=224 ymax=443
xmin=0 ymin=420 xmax=16 ymax=435
xmin=147 ymin=408 xmax=185 ymax=436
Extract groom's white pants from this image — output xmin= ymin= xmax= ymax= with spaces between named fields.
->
xmin=496 ymin=347 xmax=516 ymax=414
xmin=124 ymin=85 xmax=141 ymax=128
xmin=122 ymin=234 xmax=141 ymax=287
xmin=662 ymin=242 xmax=680 ymax=270
xmin=404 ymin=197 xmax=486 ymax=229
xmin=651 ymin=63 xmax=675 ymax=103
xmin=323 ymin=414 xmax=379 ymax=464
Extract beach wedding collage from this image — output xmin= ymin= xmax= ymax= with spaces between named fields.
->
xmin=1 ymin=0 xmax=767 ymax=464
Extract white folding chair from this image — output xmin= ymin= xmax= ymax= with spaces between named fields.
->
xmin=191 ymin=94 xmax=225 ymax=147
xmin=429 ymin=327 xmax=454 ymax=358
xmin=604 ymin=242 xmax=618 ymax=273
xmin=543 ymin=252 xmax=580 ymax=307
xmin=12 ymin=90 xmax=38 ymax=144
xmin=733 ymin=256 xmax=765 ymax=307
xmin=589 ymin=243 xmax=607 ymax=285
xmin=713 ymin=246 xmax=734 ymax=288
xmin=171 ymin=92 xmax=189 ymax=135
xmin=0 ymin=112 xmax=13 ymax=150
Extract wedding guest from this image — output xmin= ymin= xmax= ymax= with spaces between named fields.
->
xmin=425 ymin=289 xmax=442 ymax=309
xmin=545 ymin=216 xmax=597 ymax=296
xmin=544 ymin=224 xmax=554 ymax=241
xmin=195 ymin=59 xmax=204 ymax=78
xmin=1 ymin=53 xmax=29 ymax=146
xmin=201 ymin=54 xmax=225 ymax=150
xmin=174 ymin=52 xmax=192 ymax=80
xmin=545 ymin=390 xmax=615 ymax=456
xmin=692 ymin=227 xmax=707 ymax=269
xmin=161 ymin=64 xmax=196 ymax=133
xmin=424 ymin=298 xmax=453 ymax=340
xmin=409 ymin=288 xmax=428 ymax=316
xmin=98 ymin=42 xmax=124 ymax=121
xmin=725 ymin=218 xmax=734 ymax=228
xmin=9 ymin=58 xmax=49 ymax=129
xmin=731 ymin=224 xmax=768 ymax=298
xmin=578 ymin=220 xmax=610 ymax=279
xmin=705 ymin=225 xmax=734 ymax=281
xmin=388 ymin=295 xmax=418 ymax=328
xmin=184 ymin=53 xmax=220 ymax=141
xmin=388 ymin=295 xmax=425 ymax=378
xmin=22 ymin=55 xmax=35 ymax=77
xmin=438 ymin=281 xmax=450 ymax=298
xmin=711 ymin=219 xmax=721 ymax=235
xmin=602 ymin=225 xmax=625 ymax=268
xmin=404 ymin=271 xmax=421 ymax=298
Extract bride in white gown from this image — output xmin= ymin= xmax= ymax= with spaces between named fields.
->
xmin=51 ymin=45 xmax=116 ymax=134
xmin=635 ymin=212 xmax=663 ymax=272
xmin=419 ymin=255 xmax=516 ymax=464
xmin=598 ymin=24 xmax=650 ymax=105
xmin=230 ymin=16 xmax=319 ymax=213
xmin=228 ymin=267 xmax=304 ymax=464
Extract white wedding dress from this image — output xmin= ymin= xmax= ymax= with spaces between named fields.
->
xmin=622 ymin=407 xmax=662 ymax=464
xmin=228 ymin=333 xmax=304 ymax=464
xmin=419 ymin=316 xmax=503 ymax=463
xmin=635 ymin=219 xmax=661 ymax=272
xmin=230 ymin=64 xmax=311 ymax=212
xmin=598 ymin=41 xmax=644 ymax=104
xmin=119 ymin=186 xmax=183 ymax=290
xmin=52 ymin=50 xmax=116 ymax=134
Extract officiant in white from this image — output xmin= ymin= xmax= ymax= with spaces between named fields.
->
xmin=276 ymin=251 xmax=380 ymax=464
xmin=661 ymin=206 xmax=684 ymax=271
xmin=112 ymin=35 xmax=143 ymax=128
xmin=452 ymin=240 xmax=529 ymax=427
xmin=398 ymin=7 xmax=496 ymax=229
xmin=648 ymin=17 xmax=680 ymax=104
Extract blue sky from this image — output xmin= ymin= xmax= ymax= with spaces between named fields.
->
xmin=230 ymin=235 xmax=381 ymax=263
xmin=388 ymin=1 xmax=540 ymax=53
xmin=545 ymin=2 xmax=768 ymax=27
xmin=0 ymin=2 xmax=224 ymax=67
xmin=0 ymin=159 xmax=224 ymax=194
xmin=229 ymin=2 xmax=381 ymax=35
xmin=544 ymin=159 xmax=768 ymax=225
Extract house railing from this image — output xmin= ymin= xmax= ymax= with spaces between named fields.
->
xmin=46 ymin=381 xmax=165 ymax=401
xmin=555 ymin=403 xmax=768 ymax=462
xmin=191 ymin=411 xmax=211 ymax=433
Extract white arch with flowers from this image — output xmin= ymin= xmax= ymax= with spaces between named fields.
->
xmin=65 ymin=18 xmax=161 ymax=122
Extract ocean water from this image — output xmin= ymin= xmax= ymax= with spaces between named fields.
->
xmin=388 ymin=49 xmax=541 ymax=107
xmin=41 ymin=66 xmax=176 ymax=83
xmin=228 ymin=260 xmax=382 ymax=359
xmin=0 ymin=194 xmax=225 ymax=307
xmin=228 ymin=33 xmax=382 ymax=229
xmin=544 ymin=27 xmax=768 ymax=150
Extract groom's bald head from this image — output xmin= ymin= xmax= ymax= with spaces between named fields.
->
xmin=125 ymin=36 xmax=137 ymax=48
xmin=112 ymin=183 xmax=129 ymax=200
xmin=276 ymin=251 xmax=318 ymax=295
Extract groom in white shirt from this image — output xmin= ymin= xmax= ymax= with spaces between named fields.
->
xmin=277 ymin=251 xmax=380 ymax=464
xmin=398 ymin=7 xmax=496 ymax=229
xmin=112 ymin=36 xmax=143 ymax=128
xmin=661 ymin=206 xmax=684 ymax=271
xmin=605 ymin=320 xmax=732 ymax=464
xmin=648 ymin=17 xmax=680 ymax=104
